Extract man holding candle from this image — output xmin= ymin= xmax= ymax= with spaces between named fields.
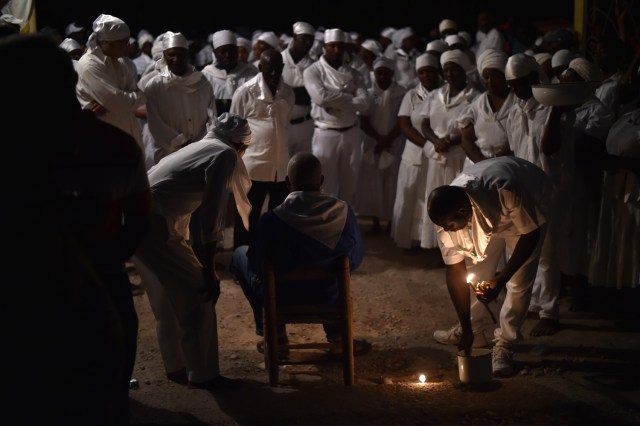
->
xmin=427 ymin=156 xmax=551 ymax=376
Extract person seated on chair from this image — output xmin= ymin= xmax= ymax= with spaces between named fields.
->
xmin=231 ymin=152 xmax=364 ymax=351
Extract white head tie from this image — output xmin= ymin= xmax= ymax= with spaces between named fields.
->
xmin=293 ymin=21 xmax=315 ymax=36
xmin=212 ymin=30 xmax=237 ymax=49
xmin=162 ymin=31 xmax=188 ymax=50
xmin=416 ymin=53 xmax=440 ymax=70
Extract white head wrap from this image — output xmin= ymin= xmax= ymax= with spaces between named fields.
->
xmin=151 ymin=32 xmax=167 ymax=61
xmin=65 ymin=22 xmax=84 ymax=35
xmin=373 ymin=56 xmax=394 ymax=70
xmin=439 ymin=19 xmax=457 ymax=34
xmin=212 ymin=112 xmax=251 ymax=146
xmin=137 ymin=29 xmax=154 ymax=46
xmin=315 ymin=30 xmax=325 ymax=42
xmin=380 ymin=27 xmax=396 ymax=39
xmin=360 ymin=39 xmax=382 ymax=56
xmin=293 ymin=21 xmax=315 ymax=36
xmin=476 ymin=48 xmax=507 ymax=75
xmin=440 ymin=49 xmax=471 ymax=71
xmin=324 ymin=28 xmax=346 ymax=43
xmin=212 ymin=30 xmax=237 ymax=49
xmin=458 ymin=31 xmax=472 ymax=47
xmin=444 ymin=34 xmax=464 ymax=48
xmin=533 ymin=52 xmax=552 ymax=66
xmin=257 ymin=31 xmax=280 ymax=49
xmin=393 ymin=27 xmax=414 ymax=49
xmin=416 ymin=53 xmax=440 ymax=70
xmin=59 ymin=38 xmax=82 ymax=53
xmin=551 ymin=49 xmax=574 ymax=68
xmin=236 ymin=36 xmax=251 ymax=51
xmin=568 ymin=57 xmax=603 ymax=82
xmin=426 ymin=39 xmax=448 ymax=54
xmin=162 ymin=31 xmax=188 ymax=50
xmin=92 ymin=14 xmax=130 ymax=42
xmin=505 ymin=53 xmax=549 ymax=82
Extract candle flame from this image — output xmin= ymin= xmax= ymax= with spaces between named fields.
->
xmin=418 ymin=374 xmax=426 ymax=384
xmin=466 ymin=273 xmax=475 ymax=283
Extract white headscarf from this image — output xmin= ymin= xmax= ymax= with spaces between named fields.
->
xmin=324 ymin=28 xmax=346 ymax=43
xmin=505 ymin=53 xmax=549 ymax=83
xmin=444 ymin=34 xmax=464 ymax=48
xmin=533 ymin=52 xmax=552 ymax=66
xmin=373 ymin=56 xmax=394 ymax=70
xmin=162 ymin=31 xmax=188 ymax=50
xmin=416 ymin=52 xmax=439 ymax=70
xmin=476 ymin=48 xmax=507 ymax=75
xmin=392 ymin=27 xmax=414 ymax=49
xmin=293 ymin=21 xmax=315 ymax=36
xmin=258 ymin=31 xmax=280 ymax=50
xmin=380 ymin=27 xmax=396 ymax=40
xmin=439 ymin=19 xmax=457 ymax=34
xmin=361 ymin=39 xmax=383 ymax=57
xmin=440 ymin=49 xmax=471 ymax=72
xmin=212 ymin=30 xmax=236 ymax=49
xmin=567 ymin=57 xmax=603 ymax=82
xmin=151 ymin=32 xmax=167 ymax=61
xmin=236 ymin=36 xmax=251 ymax=51
xmin=426 ymin=39 xmax=448 ymax=54
xmin=87 ymin=14 xmax=130 ymax=50
xmin=551 ymin=49 xmax=575 ymax=68
xmin=137 ymin=29 xmax=154 ymax=47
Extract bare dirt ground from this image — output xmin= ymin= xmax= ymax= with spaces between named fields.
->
xmin=128 ymin=218 xmax=640 ymax=426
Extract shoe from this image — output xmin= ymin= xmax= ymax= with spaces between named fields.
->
xmin=433 ymin=325 xmax=488 ymax=348
xmin=492 ymin=346 xmax=514 ymax=377
xmin=166 ymin=367 xmax=188 ymax=385
xmin=188 ymin=375 xmax=242 ymax=390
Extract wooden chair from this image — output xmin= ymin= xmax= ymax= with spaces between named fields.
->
xmin=262 ymin=255 xmax=354 ymax=386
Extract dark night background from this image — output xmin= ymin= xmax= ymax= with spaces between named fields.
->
xmin=33 ymin=0 xmax=574 ymax=45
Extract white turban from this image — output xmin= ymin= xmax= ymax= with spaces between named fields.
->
xmin=568 ymin=57 xmax=603 ymax=82
xmin=440 ymin=49 xmax=471 ymax=71
xmin=426 ymin=39 xmax=448 ymax=54
xmin=551 ymin=49 xmax=575 ymax=68
xmin=258 ymin=31 xmax=280 ymax=49
xmin=162 ymin=31 xmax=188 ymax=50
xmin=439 ymin=19 xmax=457 ymax=34
xmin=92 ymin=14 xmax=130 ymax=41
xmin=212 ymin=30 xmax=237 ymax=49
xmin=151 ymin=32 xmax=167 ymax=61
xmin=59 ymin=38 xmax=82 ymax=53
xmin=361 ymin=39 xmax=382 ymax=56
xmin=137 ymin=29 xmax=154 ymax=46
xmin=65 ymin=22 xmax=84 ymax=36
xmin=324 ymin=28 xmax=346 ymax=43
xmin=393 ymin=27 xmax=414 ymax=49
xmin=416 ymin=53 xmax=440 ymax=70
xmin=380 ymin=27 xmax=396 ymax=39
xmin=293 ymin=21 xmax=314 ymax=36
xmin=315 ymin=30 xmax=325 ymax=42
xmin=533 ymin=52 xmax=552 ymax=65
xmin=212 ymin=112 xmax=251 ymax=146
xmin=237 ymin=36 xmax=251 ymax=51
xmin=476 ymin=48 xmax=507 ymax=75
xmin=373 ymin=56 xmax=394 ymax=70
xmin=505 ymin=53 xmax=549 ymax=82
xmin=445 ymin=34 xmax=465 ymax=48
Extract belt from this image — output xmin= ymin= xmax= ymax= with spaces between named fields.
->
xmin=315 ymin=124 xmax=356 ymax=132
xmin=290 ymin=113 xmax=312 ymax=125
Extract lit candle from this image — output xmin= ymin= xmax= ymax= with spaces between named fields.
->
xmin=418 ymin=374 xmax=426 ymax=384
xmin=466 ymin=273 xmax=475 ymax=284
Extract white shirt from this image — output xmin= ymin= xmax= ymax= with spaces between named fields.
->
xmin=397 ymin=84 xmax=436 ymax=166
xmin=143 ymin=65 xmax=217 ymax=164
xmin=281 ymin=47 xmax=315 ymax=119
xmin=231 ymin=73 xmax=294 ymax=182
xmin=438 ymin=156 xmax=551 ymax=265
xmin=304 ymin=56 xmax=370 ymax=129
xmin=201 ymin=61 xmax=259 ymax=102
xmin=76 ymin=48 xmax=146 ymax=149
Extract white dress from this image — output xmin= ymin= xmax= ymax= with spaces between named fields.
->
xmin=589 ymin=108 xmax=640 ymax=289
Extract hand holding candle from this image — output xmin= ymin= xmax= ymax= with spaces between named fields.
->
xmin=466 ymin=274 xmax=498 ymax=324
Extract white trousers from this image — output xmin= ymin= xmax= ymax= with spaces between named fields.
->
xmin=133 ymin=213 xmax=219 ymax=382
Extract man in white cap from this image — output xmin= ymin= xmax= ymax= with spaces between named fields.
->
xmin=201 ymin=29 xmax=258 ymax=115
xmin=281 ymin=21 xmax=317 ymax=156
xmin=303 ymin=27 xmax=371 ymax=206
xmin=231 ymin=48 xmax=294 ymax=249
xmin=237 ymin=36 xmax=252 ymax=63
xmin=379 ymin=26 xmax=396 ymax=58
xmin=355 ymin=56 xmax=406 ymax=234
xmin=471 ymin=9 xmax=507 ymax=59
xmin=76 ymin=14 xmax=146 ymax=150
xmin=59 ymin=37 xmax=84 ymax=68
xmin=132 ymin=29 xmax=155 ymax=78
xmin=143 ymin=31 xmax=216 ymax=169
xmin=357 ymin=39 xmax=383 ymax=88
xmin=132 ymin=112 xmax=252 ymax=390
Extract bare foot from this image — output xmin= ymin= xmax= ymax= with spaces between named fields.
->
xmin=530 ymin=318 xmax=559 ymax=336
